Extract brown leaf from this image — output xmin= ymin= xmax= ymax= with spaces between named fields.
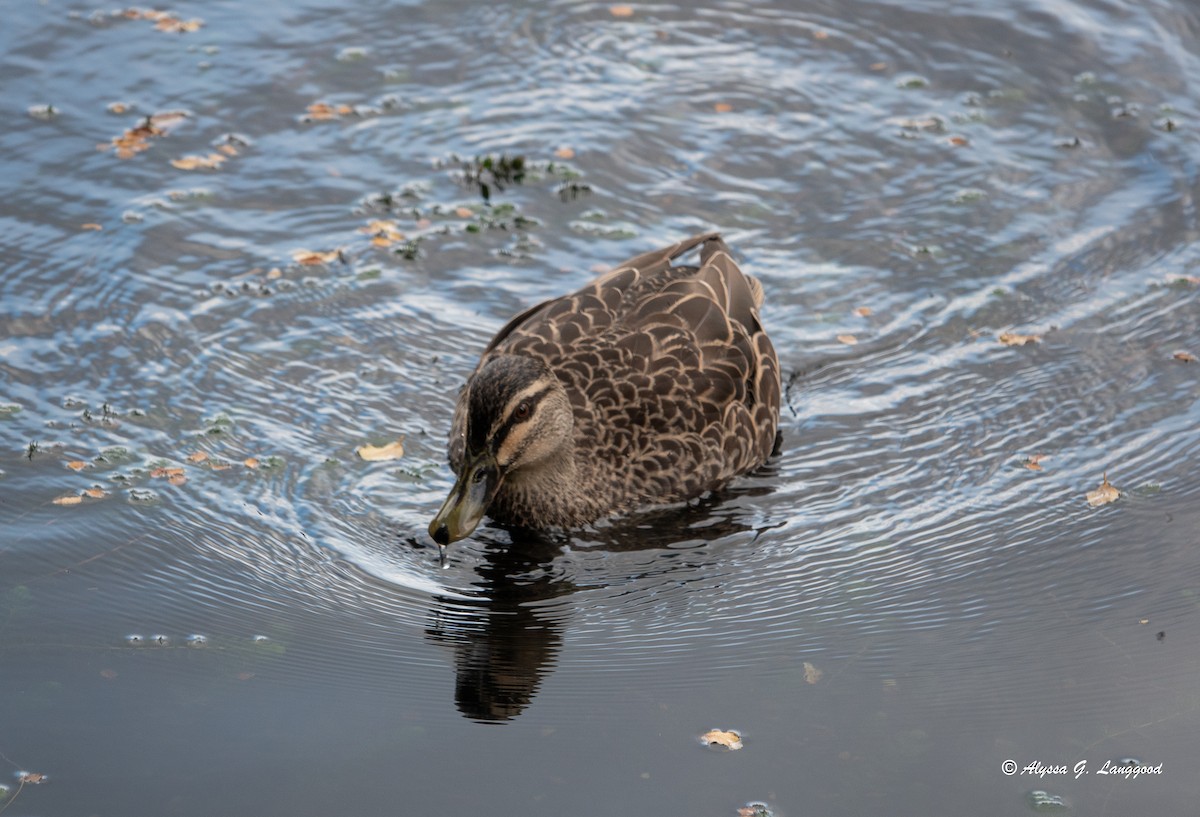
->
xmin=1086 ymin=473 xmax=1120 ymax=507
xmin=853 ymin=306 xmax=872 ymax=317
xmin=150 ymin=467 xmax=185 ymax=480
xmin=948 ymin=135 xmax=969 ymax=146
xmin=66 ymin=460 xmax=88 ymax=471
xmin=803 ymin=661 xmax=823 ymax=684
xmin=454 ymin=206 xmax=475 ymax=218
xmin=304 ymin=102 xmax=355 ymax=121
xmin=83 ymin=487 xmax=108 ymax=499
xmin=17 ymin=772 xmax=46 ymax=784
xmin=1023 ymin=453 xmax=1048 ymax=471
xmin=1173 ymin=351 xmax=1197 ymax=363
xmin=291 ymin=248 xmax=342 ymax=266
xmin=171 ymin=152 xmax=225 ymax=170
xmin=80 ymin=223 xmax=104 ymax=231
xmin=609 ymin=4 xmax=634 ymax=16
xmin=813 ymin=29 xmax=829 ymax=39
xmin=52 ymin=494 xmax=83 ymax=506
xmin=168 ymin=472 xmax=187 ymax=486
xmin=999 ymin=331 xmax=1040 ymax=346
xmin=713 ymin=102 xmax=733 ymax=113
xmin=243 ymin=457 xmax=260 ymax=469
xmin=836 ymin=334 xmax=858 ymax=345
xmin=187 ymin=451 xmax=209 ymax=463
xmin=700 ymin=729 xmax=743 ymax=750
xmin=154 ymin=15 xmax=204 ymax=33
xmin=359 ymin=219 xmax=404 ymax=248
xmin=553 ymin=147 xmax=575 ymax=159
xmin=357 ymin=440 xmax=405 ymax=461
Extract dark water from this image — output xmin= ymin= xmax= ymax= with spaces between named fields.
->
xmin=2 ymin=0 xmax=1199 ymax=814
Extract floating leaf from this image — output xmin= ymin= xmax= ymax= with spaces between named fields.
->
xmin=357 ymin=440 xmax=405 ymax=461
xmin=171 ymin=152 xmax=225 ymax=170
xmin=609 ymin=4 xmax=634 ymax=16
xmin=80 ymin=223 xmax=103 ymax=231
xmin=1173 ymin=351 xmax=1196 ymax=363
xmin=102 ymin=110 xmax=188 ymax=159
xmin=999 ymin=331 xmax=1040 ymax=346
xmin=1086 ymin=473 xmax=1120 ymax=507
xmin=187 ymin=451 xmax=208 ymax=463
xmin=854 ymin=305 xmax=872 ymax=317
xmin=700 ymin=729 xmax=743 ymax=750
xmin=291 ymin=248 xmax=342 ymax=266
xmin=17 ymin=772 xmax=46 ymax=784
xmin=66 ymin=460 xmax=88 ymax=471
xmin=553 ymin=147 xmax=575 ymax=159
xmin=713 ymin=102 xmax=733 ymax=113
xmin=304 ymin=102 xmax=355 ymax=121
xmin=836 ymin=334 xmax=858 ymax=345
xmin=52 ymin=494 xmax=83 ymax=506
xmin=948 ymin=135 xmax=969 ymax=146
xmin=244 ymin=457 xmax=260 ymax=469
xmin=1023 ymin=453 xmax=1049 ymax=471
xmin=359 ymin=219 xmax=405 ymax=248
xmin=82 ymin=487 xmax=108 ymax=499
xmin=803 ymin=661 xmax=823 ymax=684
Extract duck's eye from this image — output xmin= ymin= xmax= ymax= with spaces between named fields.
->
xmin=513 ymin=401 xmax=531 ymax=421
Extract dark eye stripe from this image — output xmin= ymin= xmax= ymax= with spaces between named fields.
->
xmin=492 ymin=385 xmax=552 ymax=447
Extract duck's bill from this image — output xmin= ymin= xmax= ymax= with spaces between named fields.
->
xmin=429 ymin=455 xmax=501 ymax=547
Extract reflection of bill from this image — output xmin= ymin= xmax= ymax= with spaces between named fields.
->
xmin=425 ymin=537 xmax=572 ymax=723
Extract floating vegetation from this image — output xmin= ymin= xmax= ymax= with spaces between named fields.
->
xmin=458 ymin=153 xmax=527 ymax=201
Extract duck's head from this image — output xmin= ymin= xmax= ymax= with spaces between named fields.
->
xmin=429 ymin=354 xmax=573 ymax=547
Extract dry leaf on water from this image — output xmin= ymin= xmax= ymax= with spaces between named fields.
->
xmin=1086 ymin=473 xmax=1120 ymax=507
xmin=713 ymin=102 xmax=733 ymax=113
xmin=52 ymin=494 xmax=83 ymax=506
xmin=171 ymin=152 xmax=226 ymax=171
xmin=359 ymin=219 xmax=404 ymax=248
xmin=609 ymin=4 xmax=634 ymax=16
xmin=1174 ymin=351 xmax=1196 ymax=363
xmin=187 ymin=451 xmax=208 ymax=463
xmin=103 ymin=110 xmax=188 ymax=159
xmin=17 ymin=771 xmax=46 ymax=784
xmin=553 ymin=147 xmax=575 ymax=159
xmin=151 ymin=467 xmax=187 ymax=486
xmin=81 ymin=223 xmax=103 ymax=231
xmin=304 ymin=102 xmax=355 ymax=121
xmin=836 ymin=334 xmax=858 ymax=345
xmin=291 ymin=248 xmax=342 ymax=266
xmin=66 ymin=460 xmax=88 ymax=471
xmin=999 ymin=331 xmax=1040 ymax=346
xmin=1023 ymin=453 xmax=1049 ymax=471
xmin=357 ymin=440 xmax=405 ymax=461
xmin=700 ymin=729 xmax=743 ymax=750
xmin=83 ymin=487 xmax=108 ymax=499
xmin=244 ymin=457 xmax=260 ymax=469
xmin=803 ymin=661 xmax=823 ymax=684
xmin=854 ymin=305 xmax=872 ymax=317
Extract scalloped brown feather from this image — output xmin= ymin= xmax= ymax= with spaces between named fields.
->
xmin=447 ymin=232 xmax=780 ymax=530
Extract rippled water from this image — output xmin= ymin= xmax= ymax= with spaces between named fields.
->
xmin=2 ymin=0 xmax=1199 ymax=814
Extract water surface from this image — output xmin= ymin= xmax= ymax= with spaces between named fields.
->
xmin=2 ymin=0 xmax=1199 ymax=814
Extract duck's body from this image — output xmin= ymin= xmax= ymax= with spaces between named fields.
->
xmin=430 ymin=232 xmax=780 ymax=546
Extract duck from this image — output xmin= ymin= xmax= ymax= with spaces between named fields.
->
xmin=429 ymin=232 xmax=780 ymax=547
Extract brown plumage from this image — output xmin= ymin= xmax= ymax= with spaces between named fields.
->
xmin=429 ymin=232 xmax=781 ymax=546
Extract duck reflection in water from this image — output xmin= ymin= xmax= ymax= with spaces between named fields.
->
xmin=424 ymin=487 xmax=776 ymax=723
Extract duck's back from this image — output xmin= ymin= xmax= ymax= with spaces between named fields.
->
xmin=468 ymin=232 xmax=780 ymax=524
